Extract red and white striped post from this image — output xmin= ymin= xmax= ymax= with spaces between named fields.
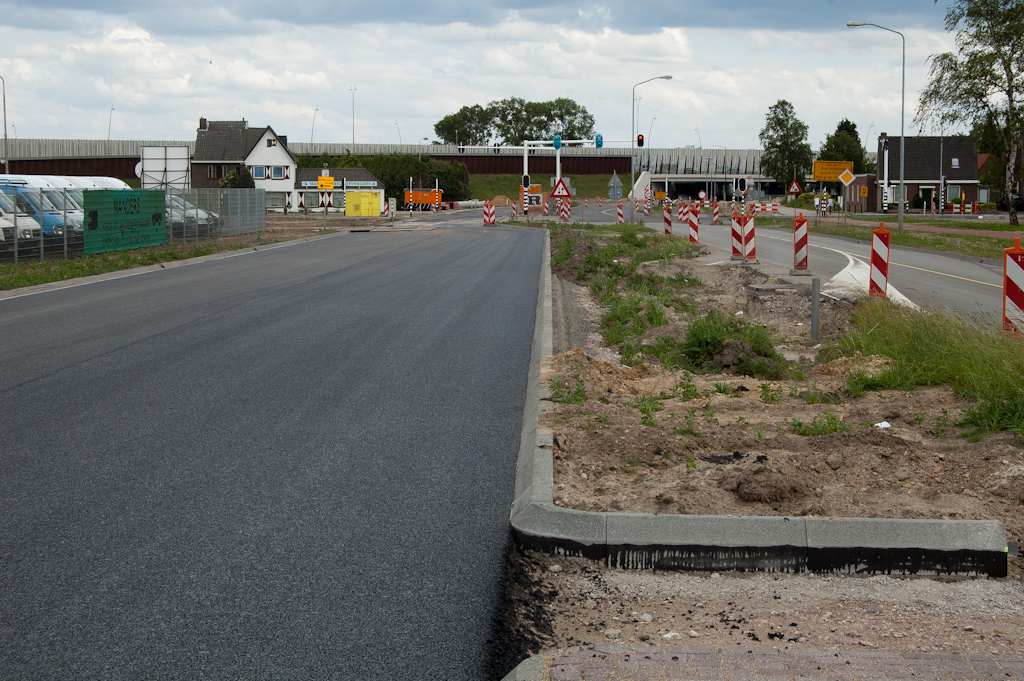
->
xmin=688 ymin=206 xmax=699 ymax=243
xmin=643 ymin=198 xmax=650 ymax=216
xmin=792 ymin=212 xmax=809 ymax=272
xmin=617 ymin=200 xmax=624 ymax=225
xmin=543 ymin=197 xmax=549 ymax=216
xmin=730 ymin=212 xmax=743 ymax=259
xmin=598 ymin=197 xmax=602 ymax=207
xmin=511 ymin=201 xmax=518 ymax=220
xmin=663 ymin=201 xmax=672 ymax=234
xmin=740 ymin=215 xmax=757 ymax=261
xmin=483 ymin=202 xmax=496 ymax=225
xmin=678 ymin=201 xmax=684 ymax=223
xmin=634 ymin=198 xmax=640 ymax=215
xmin=712 ymin=202 xmax=720 ymax=224
xmin=870 ymin=225 xmax=890 ymax=297
xmin=560 ymin=199 xmax=571 ymax=222
xmin=1003 ymin=237 xmax=1024 ymax=334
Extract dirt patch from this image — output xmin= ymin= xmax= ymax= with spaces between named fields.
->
xmin=526 ymin=238 xmax=1024 ymax=659
xmin=543 ymin=250 xmax=1024 ymax=551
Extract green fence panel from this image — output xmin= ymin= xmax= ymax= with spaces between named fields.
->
xmin=82 ymin=190 xmax=166 ymax=254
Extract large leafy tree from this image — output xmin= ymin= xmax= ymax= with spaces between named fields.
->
xmin=916 ymin=0 xmax=1024 ymax=224
xmin=433 ymin=97 xmax=596 ymax=146
xmin=433 ymin=104 xmax=494 ymax=146
xmin=759 ymin=99 xmax=814 ymax=189
xmin=818 ymin=118 xmax=872 ymax=174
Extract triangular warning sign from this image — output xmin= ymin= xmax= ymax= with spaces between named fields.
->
xmin=788 ymin=180 xmax=803 ymax=195
xmin=550 ymin=177 xmax=572 ymax=199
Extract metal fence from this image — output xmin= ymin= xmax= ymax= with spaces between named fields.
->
xmin=0 ymin=187 xmax=266 ymax=263
xmin=165 ymin=188 xmax=266 ymax=242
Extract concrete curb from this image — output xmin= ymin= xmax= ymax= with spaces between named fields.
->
xmin=509 ymin=231 xmax=1009 ymax=578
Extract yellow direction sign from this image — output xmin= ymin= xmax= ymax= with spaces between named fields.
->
xmin=318 ymin=175 xmax=334 ymax=190
xmin=812 ymin=160 xmax=854 ymax=182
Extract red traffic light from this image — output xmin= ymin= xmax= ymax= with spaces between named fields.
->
xmin=637 ymin=134 xmax=645 ymax=148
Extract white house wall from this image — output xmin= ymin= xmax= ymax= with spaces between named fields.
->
xmin=246 ymin=129 xmax=298 ymax=208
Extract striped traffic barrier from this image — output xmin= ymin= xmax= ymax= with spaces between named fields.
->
xmin=1003 ymin=237 xmax=1024 ymax=334
xmin=511 ymin=202 xmax=518 ymax=219
xmin=543 ymin=198 xmax=549 ymax=216
xmin=730 ymin=212 xmax=743 ymax=259
xmin=634 ymin=198 xmax=640 ymax=215
xmin=771 ymin=202 xmax=781 ymax=214
xmin=483 ymin=202 xmax=496 ymax=225
xmin=712 ymin=202 xmax=720 ymax=224
xmin=870 ymin=225 xmax=890 ymax=297
xmin=792 ymin=212 xmax=809 ymax=272
xmin=663 ymin=202 xmax=672 ymax=234
xmin=740 ymin=215 xmax=757 ymax=260
xmin=598 ymin=197 xmax=602 ymax=207
xmin=560 ymin=199 xmax=571 ymax=222
xmin=687 ymin=206 xmax=699 ymax=243
xmin=678 ymin=202 xmax=685 ymax=223
xmin=617 ymin=200 xmax=624 ymax=225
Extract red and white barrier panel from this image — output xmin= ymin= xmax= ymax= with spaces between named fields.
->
xmin=1003 ymin=237 xmax=1024 ymax=333
xmin=598 ymin=197 xmax=603 ymax=207
xmin=687 ymin=207 xmax=699 ymax=243
xmin=771 ymin=202 xmax=781 ymax=213
xmin=870 ymin=225 xmax=890 ymax=297
xmin=739 ymin=215 xmax=757 ymax=260
xmin=617 ymin=200 xmax=624 ymax=225
xmin=663 ymin=202 xmax=672 ymax=234
xmin=483 ymin=202 xmax=496 ymax=225
xmin=730 ymin=212 xmax=743 ymax=257
xmin=634 ymin=198 xmax=641 ymax=214
xmin=543 ymin=198 xmax=549 ymax=216
xmin=560 ymin=199 xmax=571 ymax=222
xmin=511 ymin=202 xmax=518 ymax=219
xmin=678 ymin=202 xmax=685 ymax=223
xmin=793 ymin=213 xmax=809 ymax=271
xmin=712 ymin=202 xmax=720 ymax=224
xmin=643 ymin=199 xmax=650 ymax=216
xmin=584 ymin=198 xmax=589 ymax=208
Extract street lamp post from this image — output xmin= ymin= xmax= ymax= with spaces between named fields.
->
xmin=349 ymin=86 xmax=357 ymax=146
xmin=631 ymin=75 xmax=672 ymax=223
xmin=107 ymin=104 xmax=114 ymax=141
xmin=0 ymin=74 xmax=8 ymax=174
xmin=311 ymin=106 xmax=318 ymax=144
xmin=848 ymin=21 xmax=905 ymax=234
xmin=712 ymin=145 xmax=726 ymax=202
xmin=395 ymin=121 xmax=402 ymax=145
xmin=694 ymin=128 xmax=702 ymax=148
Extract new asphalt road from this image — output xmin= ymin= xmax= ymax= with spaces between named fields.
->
xmin=0 ymin=218 xmax=543 ymax=679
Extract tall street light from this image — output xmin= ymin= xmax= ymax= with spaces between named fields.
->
xmin=395 ymin=121 xmax=401 ymax=145
xmin=848 ymin=21 xmax=905 ymax=234
xmin=631 ymin=75 xmax=672 ymax=223
xmin=694 ymin=128 xmax=702 ymax=148
xmin=0 ymin=74 xmax=8 ymax=174
xmin=311 ymin=106 xmax=318 ymax=144
xmin=349 ymin=85 xmax=357 ymax=146
xmin=107 ymin=103 xmax=114 ymax=141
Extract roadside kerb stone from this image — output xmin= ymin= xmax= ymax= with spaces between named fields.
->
xmin=510 ymin=229 xmax=1008 ymax=577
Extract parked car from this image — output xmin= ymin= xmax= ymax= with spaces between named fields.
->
xmin=996 ymin=194 xmax=1023 ymax=211
xmin=0 ymin=187 xmax=44 ymax=257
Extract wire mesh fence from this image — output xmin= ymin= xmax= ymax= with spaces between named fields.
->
xmin=0 ymin=186 xmax=266 ymax=262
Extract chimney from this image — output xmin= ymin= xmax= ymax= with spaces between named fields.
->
xmin=199 ymin=117 xmax=208 ymax=131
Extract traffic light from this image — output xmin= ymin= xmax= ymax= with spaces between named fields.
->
xmin=553 ymin=135 xmax=562 ymax=150
xmin=637 ymin=134 xmax=644 ymax=148
xmin=522 ymin=174 xmax=530 ymax=189
xmin=595 ymin=134 xmax=603 ymax=149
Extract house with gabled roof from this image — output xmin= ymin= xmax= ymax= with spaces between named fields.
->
xmin=191 ymin=118 xmax=298 ymax=210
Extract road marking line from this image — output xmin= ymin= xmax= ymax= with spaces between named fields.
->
xmin=759 ymin=233 xmax=1000 ymax=288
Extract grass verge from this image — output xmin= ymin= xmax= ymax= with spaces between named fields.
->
xmin=0 ymin=241 xmax=248 ymax=290
xmin=836 ymin=297 xmax=1024 ymax=435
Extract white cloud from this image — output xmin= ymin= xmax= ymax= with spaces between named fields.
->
xmin=0 ymin=6 xmax=962 ymax=150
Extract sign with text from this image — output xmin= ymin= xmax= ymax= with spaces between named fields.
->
xmin=83 ymin=190 xmax=166 ymax=254
xmin=318 ymin=175 xmax=335 ymax=190
xmin=812 ymin=160 xmax=854 ymax=182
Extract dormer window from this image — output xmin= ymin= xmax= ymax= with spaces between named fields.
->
xmin=951 ymin=157 xmax=959 ymax=168
xmin=267 ymin=139 xmax=278 ymax=147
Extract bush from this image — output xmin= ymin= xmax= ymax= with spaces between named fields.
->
xmin=912 ymin=194 xmax=924 ymax=209
xmin=980 ymin=202 xmax=997 ymax=211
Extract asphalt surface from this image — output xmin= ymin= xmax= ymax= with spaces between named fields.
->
xmin=0 ymin=217 xmax=543 ymax=680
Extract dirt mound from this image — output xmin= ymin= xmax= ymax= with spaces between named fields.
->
xmin=722 ymin=465 xmax=808 ymax=503
xmin=554 ymin=349 xmax=675 ymax=396
xmin=818 ymin=351 xmax=892 ymax=378
xmin=492 ymin=195 xmax=513 ymax=206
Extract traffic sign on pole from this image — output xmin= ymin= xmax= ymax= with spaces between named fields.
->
xmin=550 ymin=177 xmax=572 ymax=199
xmin=787 ymin=180 xmax=803 ymax=195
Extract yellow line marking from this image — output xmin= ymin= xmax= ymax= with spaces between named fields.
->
xmin=759 ymin=233 xmax=1001 ymax=288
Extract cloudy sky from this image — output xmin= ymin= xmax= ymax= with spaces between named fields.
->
xmin=0 ymin=1 xmax=960 ymax=151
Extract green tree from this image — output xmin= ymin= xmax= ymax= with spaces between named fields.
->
xmin=545 ymin=97 xmax=596 ymax=142
xmin=434 ymin=104 xmax=494 ymax=145
xmin=972 ymin=111 xmax=1010 ymax=186
xmin=219 ymin=166 xmax=255 ymax=188
xmin=916 ymin=0 xmax=1024 ymax=224
xmin=759 ymin=99 xmax=814 ymax=190
xmin=295 ymin=149 xmax=362 ymax=169
xmin=818 ymin=119 xmax=872 ymax=175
